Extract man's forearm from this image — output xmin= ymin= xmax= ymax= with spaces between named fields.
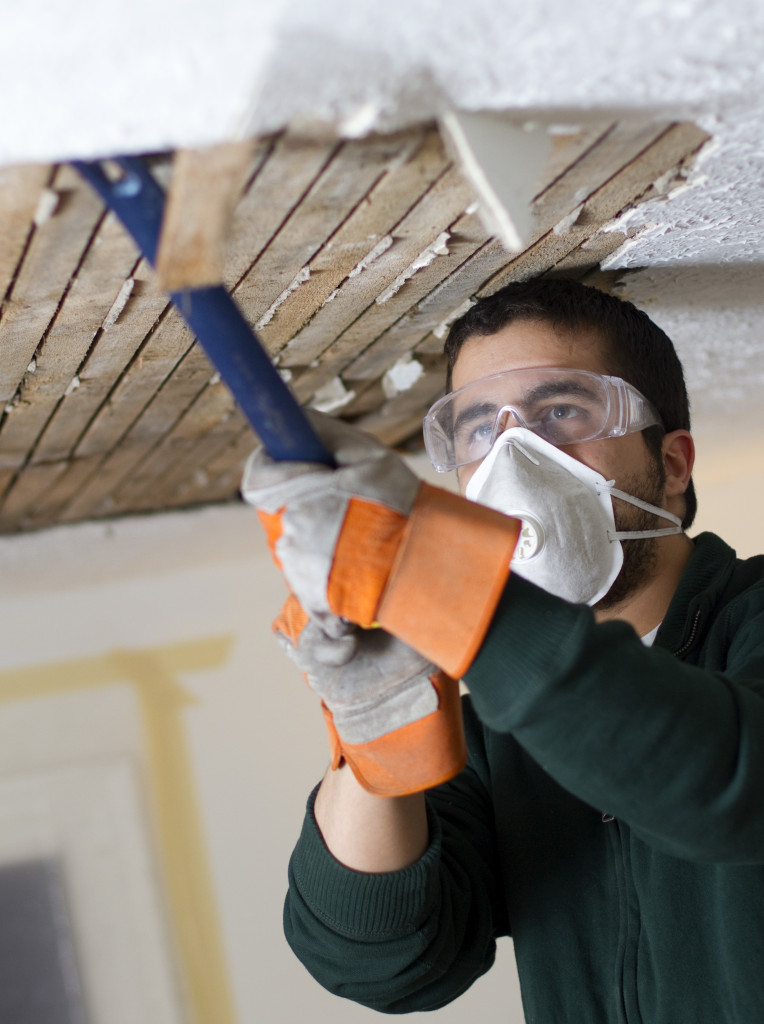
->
xmin=314 ymin=762 xmax=429 ymax=872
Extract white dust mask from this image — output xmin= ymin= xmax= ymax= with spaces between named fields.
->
xmin=464 ymin=427 xmax=682 ymax=605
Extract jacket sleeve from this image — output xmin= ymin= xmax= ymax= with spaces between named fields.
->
xmin=465 ymin=572 xmax=764 ymax=863
xmin=283 ymin=700 xmax=508 ymax=1014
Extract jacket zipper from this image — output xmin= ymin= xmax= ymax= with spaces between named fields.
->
xmin=673 ymin=607 xmax=701 ymax=658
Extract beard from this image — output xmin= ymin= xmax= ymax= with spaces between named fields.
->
xmin=593 ymin=455 xmax=667 ymax=612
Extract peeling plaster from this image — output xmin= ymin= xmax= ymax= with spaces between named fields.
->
xmin=382 ymin=357 xmax=424 ymax=398
xmin=617 ymin=264 xmax=764 ymax=449
xmin=3 ymin=0 xmax=764 ymax=451
xmin=376 ymin=232 xmax=450 ymax=304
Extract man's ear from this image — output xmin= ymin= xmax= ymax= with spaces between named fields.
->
xmin=662 ymin=430 xmax=695 ymax=498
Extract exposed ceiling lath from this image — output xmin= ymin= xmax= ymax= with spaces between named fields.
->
xmin=0 ymin=118 xmax=709 ymax=533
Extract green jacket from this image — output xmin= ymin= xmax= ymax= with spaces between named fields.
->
xmin=284 ymin=533 xmax=764 ymax=1022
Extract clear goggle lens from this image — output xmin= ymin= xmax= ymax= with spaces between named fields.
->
xmin=423 ymin=367 xmax=662 ymax=472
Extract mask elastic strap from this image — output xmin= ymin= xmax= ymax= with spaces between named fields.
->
xmin=606 ymin=485 xmax=683 ymax=541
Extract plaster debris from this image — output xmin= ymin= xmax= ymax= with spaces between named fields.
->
xmin=382 ymin=357 xmax=424 ymax=398
xmin=310 ymin=376 xmax=355 ymax=413
xmin=340 ymin=101 xmax=383 ymax=138
xmin=348 ymin=235 xmax=394 ymax=278
xmin=277 ymin=367 xmax=293 ymax=383
xmin=256 ymin=266 xmax=311 ymax=329
xmin=65 ymin=375 xmax=80 ymax=396
xmin=553 ymin=203 xmax=585 ymax=235
xmin=376 ymin=231 xmax=451 ymax=304
xmin=433 ymin=297 xmax=477 ymax=339
xmin=27 ymin=359 xmax=36 ymax=373
xmin=547 ymin=124 xmax=583 ymax=136
xmin=600 ymin=206 xmax=644 ymax=235
xmin=209 ymin=372 xmax=222 ymax=385
xmin=33 ymin=188 xmax=59 ymax=227
xmin=102 ymin=277 xmax=135 ymax=330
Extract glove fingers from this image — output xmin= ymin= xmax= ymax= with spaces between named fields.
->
xmin=277 ymin=616 xmax=359 ymax=671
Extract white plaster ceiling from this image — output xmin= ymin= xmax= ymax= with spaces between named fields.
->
xmin=3 ymin=0 xmax=763 ymax=479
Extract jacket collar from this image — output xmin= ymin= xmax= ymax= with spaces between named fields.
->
xmin=656 ymin=532 xmax=738 ymax=656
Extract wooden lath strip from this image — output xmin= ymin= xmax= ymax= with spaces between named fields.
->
xmin=70 ymin=308 xmax=194 ymax=460
xmin=0 ymin=164 xmax=105 ymax=405
xmin=232 ymin=129 xmax=422 ymax=336
xmin=289 ymin=234 xmax=509 ymax=403
xmin=346 ymin=121 xmax=710 ymax=453
xmin=52 ymin=333 xmax=214 ymax=520
xmin=352 ymin=359 xmax=448 ymax=448
xmin=105 ymin=374 xmax=240 ymax=514
xmin=254 ymin=127 xmax=447 ymax=350
xmin=223 ymin=132 xmax=339 ymax=290
xmin=156 ymin=139 xmax=262 ymax=292
xmin=163 ymin=427 xmax=256 ymax=511
xmin=281 ymin=120 xmax=697 ymax=406
xmin=0 ymin=211 xmax=141 ymax=472
xmin=340 ymin=208 xmax=489 ymax=381
xmin=0 ymin=163 xmax=53 ymax=314
xmin=0 ymin=460 xmax=70 ymax=532
xmin=12 ymin=132 xmax=330 ymax=524
xmin=277 ymin=160 xmax=476 ymax=369
xmin=29 ymin=259 xmax=170 ymax=464
xmin=480 ymin=122 xmax=710 ymax=297
xmin=3 ymin=455 xmax=102 ymax=533
xmin=530 ymin=120 xmax=671 ymax=231
xmin=373 ymin=121 xmax=709 ymax=372
xmin=36 ymin=132 xmax=432 ymax=521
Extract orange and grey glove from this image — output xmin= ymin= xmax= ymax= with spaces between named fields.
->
xmin=242 ymin=411 xmax=520 ymax=680
xmin=273 ymin=594 xmax=466 ymax=796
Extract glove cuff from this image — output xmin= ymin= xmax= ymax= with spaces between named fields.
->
xmin=376 ymin=483 xmax=520 ymax=679
xmin=321 ymin=672 xmax=466 ymax=797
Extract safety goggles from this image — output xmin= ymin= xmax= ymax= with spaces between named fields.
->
xmin=423 ymin=367 xmax=663 ymax=472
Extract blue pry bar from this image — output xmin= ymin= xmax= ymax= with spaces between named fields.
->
xmin=73 ymin=156 xmax=333 ymax=466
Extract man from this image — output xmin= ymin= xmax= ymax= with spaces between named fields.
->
xmin=243 ymin=278 xmax=764 ymax=1023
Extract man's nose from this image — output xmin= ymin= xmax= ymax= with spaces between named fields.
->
xmin=490 ymin=405 xmax=527 ymax=443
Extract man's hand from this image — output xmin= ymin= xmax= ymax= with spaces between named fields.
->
xmin=242 ymin=411 xmax=520 ymax=680
xmin=274 ymin=595 xmax=466 ymax=797
xmin=242 ymin=411 xmax=420 ymax=636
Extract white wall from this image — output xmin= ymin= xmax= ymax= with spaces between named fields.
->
xmin=0 ymin=481 xmax=524 ymax=1024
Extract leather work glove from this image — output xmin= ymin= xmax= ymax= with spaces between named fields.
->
xmin=242 ymin=411 xmax=520 ymax=680
xmin=273 ymin=594 xmax=466 ymax=796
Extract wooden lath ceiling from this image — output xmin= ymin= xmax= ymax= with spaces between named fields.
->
xmin=0 ymin=117 xmax=709 ymax=534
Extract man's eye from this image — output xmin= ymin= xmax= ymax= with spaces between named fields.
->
xmin=455 ymin=419 xmax=494 ymax=454
xmin=470 ymin=421 xmax=495 ymax=440
xmin=544 ymin=404 xmax=581 ymax=421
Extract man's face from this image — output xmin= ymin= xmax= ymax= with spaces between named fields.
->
xmin=451 ymin=320 xmax=668 ymax=609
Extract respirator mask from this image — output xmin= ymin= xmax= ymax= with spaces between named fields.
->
xmin=424 ymin=367 xmax=683 ymax=606
xmin=464 ymin=427 xmax=681 ymax=605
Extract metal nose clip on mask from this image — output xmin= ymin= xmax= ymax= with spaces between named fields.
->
xmin=464 ymin=427 xmax=683 ymax=606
